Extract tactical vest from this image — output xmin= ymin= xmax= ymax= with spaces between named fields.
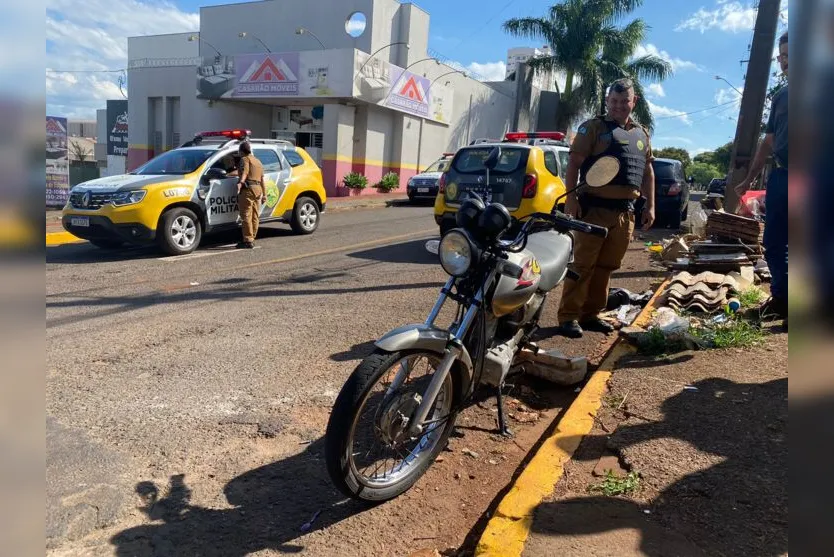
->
xmin=580 ymin=118 xmax=649 ymax=190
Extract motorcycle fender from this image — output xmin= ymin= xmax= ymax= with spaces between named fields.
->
xmin=375 ymin=324 xmax=474 ymax=394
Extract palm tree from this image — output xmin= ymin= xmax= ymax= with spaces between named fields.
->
xmin=503 ymin=0 xmax=672 ymax=131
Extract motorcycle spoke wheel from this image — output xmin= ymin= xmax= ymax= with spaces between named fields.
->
xmin=347 ymin=353 xmax=452 ymax=489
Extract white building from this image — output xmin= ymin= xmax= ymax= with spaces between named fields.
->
xmin=506 ymin=46 xmax=554 ymax=91
xmin=126 ymin=0 xmax=545 ymax=197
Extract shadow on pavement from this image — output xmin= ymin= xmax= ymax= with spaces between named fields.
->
xmin=46 ymin=225 xmax=294 ymax=265
xmin=532 ymin=376 xmax=788 ymax=556
xmin=110 ymin=438 xmax=369 ymax=556
xmin=47 ymin=279 xmax=447 ymax=329
xmin=347 ymin=238 xmax=439 ymax=266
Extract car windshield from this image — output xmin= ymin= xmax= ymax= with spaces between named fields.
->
xmin=424 ymin=159 xmax=450 ymax=173
xmin=452 ymin=147 xmax=526 ymax=174
xmin=652 ymin=161 xmax=678 ymax=181
xmin=131 ymin=149 xmax=216 ymax=175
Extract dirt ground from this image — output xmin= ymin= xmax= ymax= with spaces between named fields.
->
xmin=523 ymin=324 xmax=788 ymax=557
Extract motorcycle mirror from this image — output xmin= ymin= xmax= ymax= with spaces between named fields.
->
xmin=425 ymin=240 xmax=440 ymax=255
xmin=483 ymin=147 xmax=501 ymax=171
xmin=584 ymin=156 xmax=620 ymax=188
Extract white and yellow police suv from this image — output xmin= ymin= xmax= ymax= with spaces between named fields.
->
xmin=61 ymin=129 xmax=327 ymax=255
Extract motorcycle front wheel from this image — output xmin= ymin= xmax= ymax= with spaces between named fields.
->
xmin=325 ymin=348 xmax=462 ymax=502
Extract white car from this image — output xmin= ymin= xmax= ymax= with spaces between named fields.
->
xmin=406 ymin=154 xmax=453 ymax=202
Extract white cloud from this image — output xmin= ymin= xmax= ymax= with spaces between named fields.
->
xmin=633 ymin=43 xmax=700 ymax=73
xmin=646 ymin=83 xmax=666 ymax=98
xmin=649 ymin=101 xmax=692 ymax=125
xmin=46 ymin=0 xmax=199 ymax=119
xmin=466 ymin=61 xmax=508 ymax=82
xmin=655 ymin=136 xmax=694 ymax=145
xmin=677 ymin=0 xmax=789 ymax=34
xmin=715 ymin=86 xmax=743 ymax=104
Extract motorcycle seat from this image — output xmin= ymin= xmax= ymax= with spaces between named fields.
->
xmin=525 ymin=230 xmax=572 ymax=291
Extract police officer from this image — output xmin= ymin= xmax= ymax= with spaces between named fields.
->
xmin=736 ymin=31 xmax=788 ymax=321
xmin=235 ymin=140 xmax=265 ymax=249
xmin=557 ymin=78 xmax=656 ymax=338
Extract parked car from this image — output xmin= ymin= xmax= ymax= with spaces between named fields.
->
xmin=62 ymin=129 xmax=327 ymax=255
xmin=406 ymin=153 xmax=454 ymax=203
xmin=434 ymin=132 xmax=569 ymax=235
xmin=650 ymin=157 xmax=690 ymax=228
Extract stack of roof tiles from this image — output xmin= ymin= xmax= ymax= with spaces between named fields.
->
xmin=662 ymin=268 xmax=755 ymax=313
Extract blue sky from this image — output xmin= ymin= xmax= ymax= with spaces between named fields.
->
xmin=46 ymin=0 xmax=788 ymax=156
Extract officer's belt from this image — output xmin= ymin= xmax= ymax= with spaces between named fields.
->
xmin=243 ymin=180 xmax=262 ymax=187
xmin=579 ymin=194 xmax=634 ymax=212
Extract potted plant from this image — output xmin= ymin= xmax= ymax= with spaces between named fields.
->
xmin=375 ymin=172 xmax=400 ymax=193
xmin=342 ymin=172 xmax=368 ymax=195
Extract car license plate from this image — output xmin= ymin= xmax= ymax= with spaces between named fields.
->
xmin=70 ymin=217 xmax=90 ymax=227
xmin=417 ymin=188 xmax=429 ymax=193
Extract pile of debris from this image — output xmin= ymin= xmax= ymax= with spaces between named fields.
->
xmin=663 ymin=268 xmax=755 ymax=313
xmin=654 ymin=211 xmax=768 ymax=281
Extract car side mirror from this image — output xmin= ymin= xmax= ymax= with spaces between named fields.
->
xmin=484 ymin=147 xmax=501 ymax=170
xmin=203 ymin=167 xmax=227 ymax=182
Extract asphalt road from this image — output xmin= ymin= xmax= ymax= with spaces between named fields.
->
xmin=46 ymin=204 xmax=666 ymax=556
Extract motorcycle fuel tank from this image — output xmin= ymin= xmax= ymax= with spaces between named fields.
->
xmin=491 ymin=250 xmax=542 ymax=317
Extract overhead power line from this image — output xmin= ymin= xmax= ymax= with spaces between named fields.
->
xmin=653 ymin=98 xmax=741 ymax=121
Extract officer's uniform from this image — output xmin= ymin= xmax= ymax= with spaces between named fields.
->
xmin=238 ymin=153 xmax=265 ymax=244
xmin=557 ymin=115 xmax=654 ymax=325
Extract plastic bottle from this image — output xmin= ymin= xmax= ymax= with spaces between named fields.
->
xmin=726 ymin=298 xmax=741 ymax=313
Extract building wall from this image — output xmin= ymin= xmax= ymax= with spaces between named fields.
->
xmin=125 ymin=0 xmax=531 ymax=195
xmin=126 ymin=63 xmax=272 ymax=170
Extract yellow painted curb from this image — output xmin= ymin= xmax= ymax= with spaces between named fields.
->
xmin=474 ymin=278 xmax=671 ymax=557
xmin=46 ymin=231 xmax=85 ymax=246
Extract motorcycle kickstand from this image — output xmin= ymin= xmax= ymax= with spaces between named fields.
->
xmin=495 ymin=384 xmax=513 ymax=438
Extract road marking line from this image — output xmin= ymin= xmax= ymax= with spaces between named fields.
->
xmin=474 ymin=278 xmax=670 ymax=557
xmin=46 ymin=231 xmax=85 ymax=246
xmin=157 ymin=245 xmax=262 ymax=261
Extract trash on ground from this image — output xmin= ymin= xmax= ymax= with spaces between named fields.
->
xmin=461 ymin=448 xmax=480 ymax=459
xmin=650 ymin=307 xmax=690 ymax=334
xmin=518 ymin=345 xmax=588 ymax=385
xmin=606 ymin=287 xmax=653 ymax=310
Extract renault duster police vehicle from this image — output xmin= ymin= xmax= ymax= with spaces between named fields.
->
xmin=62 ymin=129 xmax=327 ymax=255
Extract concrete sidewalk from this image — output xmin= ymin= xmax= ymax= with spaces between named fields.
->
xmin=482 ymin=325 xmax=788 ymax=556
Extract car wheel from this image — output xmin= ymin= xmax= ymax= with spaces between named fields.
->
xmin=667 ymin=210 xmax=682 ymax=230
xmin=681 ymin=205 xmax=689 ymax=222
xmin=157 ymin=207 xmax=201 ymax=255
xmin=291 ymin=196 xmax=320 ymax=235
xmin=89 ymin=239 xmax=123 ymax=250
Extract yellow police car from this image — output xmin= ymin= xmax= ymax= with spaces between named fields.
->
xmin=62 ymin=129 xmax=327 ymax=255
xmin=434 ymin=132 xmax=569 ymax=234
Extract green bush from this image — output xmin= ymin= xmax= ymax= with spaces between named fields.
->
xmin=375 ymin=172 xmax=400 ymax=192
xmin=343 ymin=172 xmax=368 ymax=190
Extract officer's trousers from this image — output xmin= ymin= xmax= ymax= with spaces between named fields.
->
xmin=557 ymin=206 xmax=635 ymax=323
xmin=239 ymin=184 xmax=263 ymax=243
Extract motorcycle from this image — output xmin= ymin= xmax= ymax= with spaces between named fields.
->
xmin=324 ymin=148 xmax=619 ymax=502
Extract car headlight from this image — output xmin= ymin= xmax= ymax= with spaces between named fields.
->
xmin=111 ymin=190 xmax=147 ymax=206
xmin=439 ymin=230 xmax=476 ymax=277
xmin=407 ymin=178 xmax=415 ymax=187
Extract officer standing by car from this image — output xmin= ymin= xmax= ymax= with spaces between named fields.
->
xmin=735 ymin=31 xmax=789 ymax=321
xmin=557 ymin=78 xmax=656 ymax=338
xmin=235 ymin=141 xmax=265 ymax=249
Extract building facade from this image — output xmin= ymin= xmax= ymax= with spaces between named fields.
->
xmin=505 ymin=46 xmax=554 ymax=91
xmin=126 ymin=0 xmax=543 ymax=197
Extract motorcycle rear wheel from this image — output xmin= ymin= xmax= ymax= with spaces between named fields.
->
xmin=325 ymin=348 xmax=462 ymax=502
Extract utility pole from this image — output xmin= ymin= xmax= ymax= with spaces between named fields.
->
xmin=724 ymin=0 xmax=781 ymax=213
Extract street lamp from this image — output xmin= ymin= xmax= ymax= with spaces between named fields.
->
xmin=430 ymin=69 xmax=466 ymax=91
xmin=187 ymin=34 xmax=222 ymax=57
xmin=238 ymin=32 xmax=271 ymax=53
xmin=714 ymin=75 xmax=743 ymax=98
xmin=356 ymin=42 xmax=410 ymax=76
xmin=295 ymin=27 xmax=326 ymax=49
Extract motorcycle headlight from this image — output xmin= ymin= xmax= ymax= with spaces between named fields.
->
xmin=111 ymin=190 xmax=147 ymax=206
xmin=439 ymin=230 xmax=476 ymax=277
